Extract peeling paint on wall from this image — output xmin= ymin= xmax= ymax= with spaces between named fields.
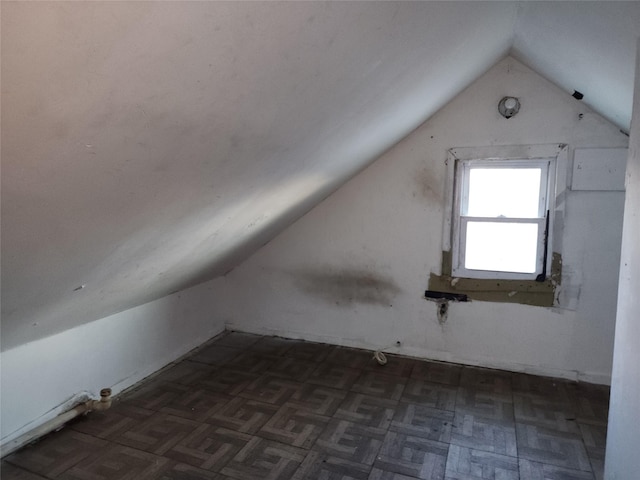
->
xmin=293 ymin=268 xmax=400 ymax=307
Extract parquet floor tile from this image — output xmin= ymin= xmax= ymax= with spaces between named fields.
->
xmin=374 ymin=431 xmax=448 ymax=480
xmin=307 ymin=363 xmax=361 ymax=390
xmin=369 ymin=468 xmax=422 ymax=480
xmin=257 ymin=404 xmax=329 ymax=448
xmin=116 ymin=414 xmax=201 ymax=455
xmin=224 ymin=352 xmax=276 ymax=375
xmin=314 ymin=419 xmax=386 ymax=465
xmin=58 ymin=445 xmax=169 ymax=480
xmin=154 ymin=462 xmax=222 ymax=480
xmin=293 ymin=451 xmax=370 ymax=480
xmin=390 ymin=403 xmax=454 ymax=443
xmin=445 ymin=445 xmax=519 ymax=480
xmin=6 ymin=333 xmax=608 ymax=480
xmin=513 ymin=393 xmax=579 ymax=434
xmin=238 ymin=374 xmax=300 ymax=405
xmin=511 ymin=374 xmax=571 ymax=402
xmin=334 ymin=393 xmax=397 ymax=429
xmin=515 ymin=423 xmax=591 ymax=471
xmin=411 ymin=362 xmax=462 ymax=386
xmin=160 ymin=389 xmax=232 ymax=422
xmin=288 ymin=383 xmax=347 ymax=416
xmin=164 ymin=425 xmax=251 ymax=471
xmin=119 ymin=382 xmax=190 ymax=411
xmin=460 ymin=367 xmax=512 ymax=395
xmin=219 ymin=437 xmax=306 ymax=480
xmin=205 ymin=397 xmax=279 ymax=434
xmin=456 ymin=388 xmax=514 ymax=422
xmin=5 ymin=430 xmax=108 ymax=478
xmin=197 ymin=368 xmax=259 ymax=396
xmin=402 ymin=380 xmax=457 ymax=411
xmin=70 ymin=404 xmax=155 ymax=440
xmin=450 ymin=411 xmax=517 ymax=457
xmin=519 ymin=458 xmax=594 ymax=480
xmin=351 ymin=372 xmax=406 ymax=401
xmin=267 ymin=357 xmax=317 ymax=382
xmin=1 ymin=461 xmax=50 ymax=480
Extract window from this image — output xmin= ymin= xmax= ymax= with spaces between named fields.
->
xmin=430 ymin=145 xmax=566 ymax=305
xmin=452 ymin=159 xmax=552 ymax=280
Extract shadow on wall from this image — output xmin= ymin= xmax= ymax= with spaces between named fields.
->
xmin=293 ymin=268 xmax=401 ymax=307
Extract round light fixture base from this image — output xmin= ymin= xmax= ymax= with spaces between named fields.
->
xmin=498 ymin=96 xmax=520 ymax=119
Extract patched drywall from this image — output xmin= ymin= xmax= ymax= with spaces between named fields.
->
xmin=0 ymin=278 xmax=225 ymax=448
xmin=213 ymin=57 xmax=628 ymax=383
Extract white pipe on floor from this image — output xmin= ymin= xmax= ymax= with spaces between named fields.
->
xmin=0 ymin=388 xmax=112 ymax=459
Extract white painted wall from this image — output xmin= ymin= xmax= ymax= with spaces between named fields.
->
xmin=2 ymin=1 xmax=517 ymax=351
xmin=0 ymin=278 xmax=224 ymax=448
xmin=214 ymin=57 xmax=628 ymax=384
xmin=604 ymin=41 xmax=640 ymax=480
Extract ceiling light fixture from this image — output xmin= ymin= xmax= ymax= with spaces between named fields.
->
xmin=498 ymin=96 xmax=520 ymax=119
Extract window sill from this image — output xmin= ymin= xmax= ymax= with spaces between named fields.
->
xmin=428 ymin=252 xmax=561 ymax=307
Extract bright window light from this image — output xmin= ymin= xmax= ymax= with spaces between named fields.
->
xmin=453 ymin=158 xmax=551 ymax=279
xmin=466 ymin=168 xmax=542 ymax=218
xmin=465 ymin=222 xmax=539 ymax=273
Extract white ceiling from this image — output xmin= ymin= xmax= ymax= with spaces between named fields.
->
xmin=2 ymin=1 xmax=639 ymax=351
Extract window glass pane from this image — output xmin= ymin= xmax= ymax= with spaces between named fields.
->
xmin=464 ymin=222 xmax=539 ymax=273
xmin=466 ymin=168 xmax=542 ymax=218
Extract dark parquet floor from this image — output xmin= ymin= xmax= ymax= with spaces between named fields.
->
xmin=2 ymin=332 xmax=610 ymax=480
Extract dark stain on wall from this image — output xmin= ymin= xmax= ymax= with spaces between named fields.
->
xmin=414 ymin=167 xmax=442 ymax=204
xmin=294 ymin=268 xmax=400 ymax=307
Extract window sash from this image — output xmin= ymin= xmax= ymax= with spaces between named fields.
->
xmin=452 ymin=158 xmax=552 ymax=280
xmin=460 ymin=160 xmax=550 ymax=219
xmin=457 ymin=217 xmax=546 ymax=277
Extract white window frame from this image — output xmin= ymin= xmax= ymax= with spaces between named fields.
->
xmin=443 ymin=145 xmax=567 ymax=281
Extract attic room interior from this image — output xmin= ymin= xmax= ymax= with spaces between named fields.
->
xmin=2 ymin=1 xmax=640 ymax=479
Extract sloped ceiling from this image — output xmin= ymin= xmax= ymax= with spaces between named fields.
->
xmin=2 ymin=1 xmax=639 ymax=351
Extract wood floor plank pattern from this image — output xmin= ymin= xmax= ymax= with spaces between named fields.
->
xmin=3 ymin=332 xmax=609 ymax=480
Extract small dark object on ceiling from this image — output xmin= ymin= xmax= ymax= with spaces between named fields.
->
xmin=572 ymin=90 xmax=584 ymax=100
